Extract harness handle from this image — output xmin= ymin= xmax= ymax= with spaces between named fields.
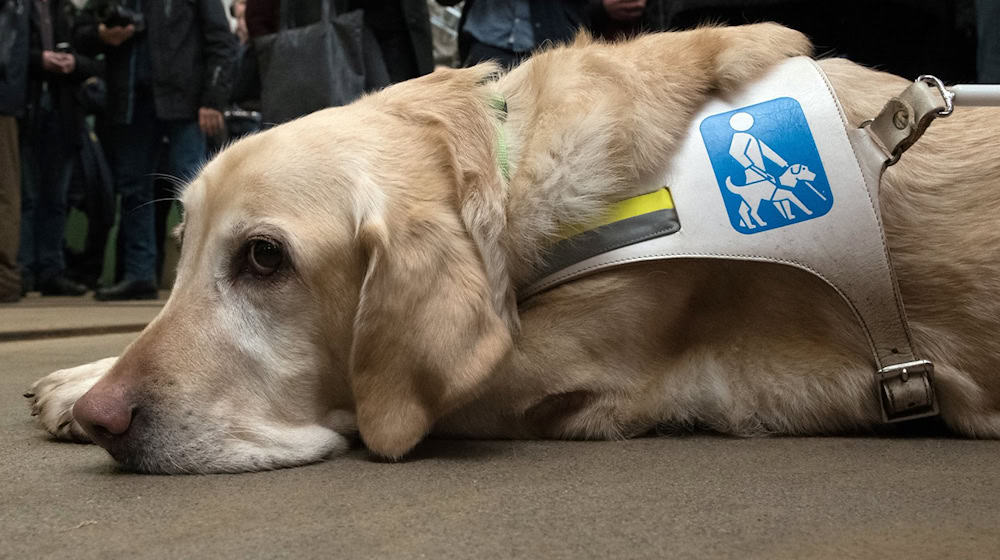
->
xmin=865 ymin=77 xmax=1000 ymax=166
xmin=950 ymin=84 xmax=1000 ymax=107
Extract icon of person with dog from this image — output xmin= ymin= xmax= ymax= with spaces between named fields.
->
xmin=725 ymin=112 xmax=825 ymax=228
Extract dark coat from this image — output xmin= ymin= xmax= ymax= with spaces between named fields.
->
xmin=245 ymin=0 xmax=434 ymax=81
xmin=24 ymin=0 xmax=103 ymax=134
xmin=357 ymin=0 xmax=434 ymax=80
xmin=641 ymin=0 xmax=978 ymax=84
xmin=74 ymin=0 xmax=237 ymax=124
xmin=0 ymin=0 xmax=30 ymax=115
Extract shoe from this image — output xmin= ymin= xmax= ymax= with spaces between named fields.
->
xmin=95 ymin=279 xmax=159 ymax=301
xmin=38 ymin=276 xmax=88 ymax=296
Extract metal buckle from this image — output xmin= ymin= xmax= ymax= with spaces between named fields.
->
xmin=916 ymin=75 xmax=955 ymax=117
xmin=876 ymin=360 xmax=939 ymax=422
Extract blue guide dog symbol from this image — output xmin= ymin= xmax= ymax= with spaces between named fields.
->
xmin=700 ymin=97 xmax=833 ymax=234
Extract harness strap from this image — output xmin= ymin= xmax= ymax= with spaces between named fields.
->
xmin=867 ymin=75 xmax=951 ymax=166
xmin=519 ymin=57 xmax=939 ymax=423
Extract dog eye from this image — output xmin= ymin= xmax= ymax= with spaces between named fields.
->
xmin=248 ymin=238 xmax=284 ymax=276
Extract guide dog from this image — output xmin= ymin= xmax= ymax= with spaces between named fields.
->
xmin=26 ymin=24 xmax=1000 ymax=473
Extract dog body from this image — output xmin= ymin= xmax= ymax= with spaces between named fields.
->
xmin=725 ymin=175 xmax=776 ymax=227
xmin=27 ymin=25 xmax=1000 ymax=472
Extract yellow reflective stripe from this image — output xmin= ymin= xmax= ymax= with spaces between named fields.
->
xmin=559 ymin=187 xmax=674 ymax=238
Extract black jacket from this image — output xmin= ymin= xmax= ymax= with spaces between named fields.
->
xmin=75 ymin=0 xmax=237 ymax=124
xmin=246 ymin=0 xmax=434 ymax=81
xmin=0 ymin=0 xmax=30 ymax=115
xmin=354 ymin=0 xmax=434 ymax=81
xmin=25 ymin=0 xmax=103 ymax=133
xmin=641 ymin=0 xmax=978 ymax=83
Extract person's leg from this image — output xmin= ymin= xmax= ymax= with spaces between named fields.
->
xmin=17 ymin=116 xmax=38 ymax=293
xmin=153 ymin=174 xmax=172 ymax=283
xmin=96 ymin=91 xmax=160 ymax=300
xmin=159 ymin=118 xmax=205 ymax=284
xmin=32 ymin=100 xmax=85 ymax=295
xmin=152 ymin=138 xmax=171 ymax=284
xmin=0 ymin=115 xmax=22 ymax=302
xmin=164 ymin=118 xmax=206 ymax=184
xmin=68 ymin=126 xmax=111 ymax=289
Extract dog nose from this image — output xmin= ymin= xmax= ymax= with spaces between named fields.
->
xmin=73 ymin=383 xmax=135 ymax=446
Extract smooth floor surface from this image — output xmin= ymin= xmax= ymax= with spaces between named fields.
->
xmin=2 ymin=324 xmax=999 ymax=558
xmin=0 ymin=294 xmax=164 ymax=340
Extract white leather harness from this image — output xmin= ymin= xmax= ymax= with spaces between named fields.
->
xmin=519 ymin=57 xmax=982 ymax=423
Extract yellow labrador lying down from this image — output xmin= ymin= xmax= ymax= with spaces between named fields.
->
xmin=26 ymin=24 xmax=1000 ymax=473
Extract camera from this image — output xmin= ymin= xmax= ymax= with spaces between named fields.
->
xmin=97 ymin=3 xmax=146 ymax=33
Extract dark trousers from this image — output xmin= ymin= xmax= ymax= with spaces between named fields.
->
xmin=0 ymin=115 xmax=20 ymax=298
xmin=18 ymin=91 xmax=75 ymax=286
xmin=104 ymin=88 xmax=205 ymax=285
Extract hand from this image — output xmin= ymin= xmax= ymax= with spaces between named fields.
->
xmin=603 ymin=0 xmax=646 ymax=22
xmin=44 ymin=52 xmax=76 ymax=74
xmin=198 ymin=107 xmax=225 ymax=137
xmin=98 ymin=23 xmax=136 ymax=46
xmin=41 ymin=51 xmax=64 ymax=73
xmin=58 ymin=53 xmax=76 ymax=74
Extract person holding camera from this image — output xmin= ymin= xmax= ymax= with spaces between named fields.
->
xmin=18 ymin=0 xmax=103 ymax=296
xmin=73 ymin=0 xmax=236 ymax=300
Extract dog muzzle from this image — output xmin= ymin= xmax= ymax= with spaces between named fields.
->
xmin=518 ymin=56 xmax=999 ymax=424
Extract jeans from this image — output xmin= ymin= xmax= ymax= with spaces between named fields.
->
xmin=19 ymin=91 xmax=75 ymax=286
xmin=105 ymin=88 xmax=205 ymax=285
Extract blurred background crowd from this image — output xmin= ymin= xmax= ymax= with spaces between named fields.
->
xmin=0 ymin=0 xmax=997 ymax=303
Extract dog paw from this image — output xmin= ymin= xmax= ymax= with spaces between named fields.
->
xmin=24 ymin=357 xmax=117 ymax=443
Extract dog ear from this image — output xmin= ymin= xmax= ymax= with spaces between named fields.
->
xmin=372 ymin=64 xmax=519 ymax=332
xmin=349 ymin=208 xmax=513 ymax=459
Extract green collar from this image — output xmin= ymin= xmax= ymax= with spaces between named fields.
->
xmin=489 ymin=94 xmax=511 ymax=182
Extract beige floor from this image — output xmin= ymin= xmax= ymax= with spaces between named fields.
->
xmin=0 ymin=293 xmax=165 ymax=341
xmin=1 ymin=304 xmax=999 ymax=559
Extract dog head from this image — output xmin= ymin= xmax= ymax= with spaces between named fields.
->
xmin=780 ymin=163 xmax=816 ymax=187
xmin=71 ymin=65 xmax=514 ymax=472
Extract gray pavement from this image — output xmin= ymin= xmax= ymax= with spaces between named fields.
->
xmin=1 ymin=299 xmax=999 ymax=559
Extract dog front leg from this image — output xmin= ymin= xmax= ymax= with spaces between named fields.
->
xmin=25 ymin=357 xmax=117 ymax=443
